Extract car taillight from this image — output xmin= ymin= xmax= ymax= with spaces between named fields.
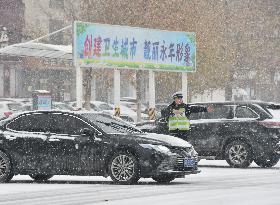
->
xmin=259 ymin=121 xmax=280 ymax=128
xmin=4 ymin=112 xmax=13 ymax=117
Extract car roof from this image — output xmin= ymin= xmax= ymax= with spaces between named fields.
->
xmin=120 ymin=97 xmax=137 ymax=102
xmin=0 ymin=101 xmax=22 ymax=105
xmin=5 ymin=110 xmax=122 ymax=124
xmin=52 ymin=102 xmax=67 ymax=105
xmin=91 ymin=101 xmax=112 ymax=106
xmin=189 ymin=100 xmax=279 ymax=106
xmin=8 ymin=110 xmax=98 ymax=116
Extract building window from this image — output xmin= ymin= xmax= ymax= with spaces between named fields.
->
xmin=49 ymin=0 xmax=64 ymax=9
xmin=49 ymin=19 xmax=63 ymax=44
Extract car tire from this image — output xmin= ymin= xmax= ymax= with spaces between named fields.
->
xmin=29 ymin=174 xmax=53 ymax=181
xmin=108 ymin=151 xmax=140 ymax=184
xmin=254 ymin=155 xmax=280 ymax=168
xmin=225 ymin=140 xmax=253 ymax=168
xmin=152 ymin=175 xmax=176 ymax=183
xmin=0 ymin=150 xmax=14 ymax=183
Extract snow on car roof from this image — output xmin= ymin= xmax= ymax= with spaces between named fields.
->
xmin=6 ymin=110 xmax=100 ymax=116
xmin=0 ymin=101 xmax=21 ymax=104
xmin=189 ymin=100 xmax=278 ymax=106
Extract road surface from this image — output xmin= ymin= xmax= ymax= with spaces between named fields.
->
xmin=0 ymin=160 xmax=279 ymax=205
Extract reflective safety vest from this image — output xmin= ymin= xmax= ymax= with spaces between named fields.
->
xmin=168 ymin=116 xmax=190 ymax=131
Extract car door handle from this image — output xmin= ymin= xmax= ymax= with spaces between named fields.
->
xmin=4 ymin=135 xmax=16 ymax=140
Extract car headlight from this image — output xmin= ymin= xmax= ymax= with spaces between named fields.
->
xmin=187 ymin=146 xmax=198 ymax=158
xmin=140 ymin=144 xmax=172 ymax=154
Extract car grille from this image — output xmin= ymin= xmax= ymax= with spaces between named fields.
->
xmin=156 ymin=147 xmax=198 ymax=172
xmin=157 ymin=156 xmax=198 ymax=172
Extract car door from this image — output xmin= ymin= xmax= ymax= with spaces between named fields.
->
xmin=189 ymin=104 xmax=233 ymax=156
xmin=47 ymin=113 xmax=80 ymax=174
xmin=47 ymin=113 xmax=104 ymax=175
xmin=4 ymin=113 xmax=51 ymax=171
xmin=230 ymin=105 xmax=260 ymax=139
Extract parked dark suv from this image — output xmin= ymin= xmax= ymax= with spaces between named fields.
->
xmin=137 ymin=101 xmax=280 ymax=168
xmin=0 ymin=111 xmax=200 ymax=184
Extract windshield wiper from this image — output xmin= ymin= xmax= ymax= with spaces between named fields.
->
xmin=111 ymin=122 xmax=142 ymax=133
xmin=96 ymin=121 xmax=141 ymax=133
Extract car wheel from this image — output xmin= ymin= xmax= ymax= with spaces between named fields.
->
xmin=29 ymin=174 xmax=53 ymax=181
xmin=225 ymin=141 xmax=253 ymax=168
xmin=254 ymin=155 xmax=280 ymax=168
xmin=0 ymin=150 xmax=13 ymax=183
xmin=108 ymin=151 xmax=140 ymax=184
xmin=152 ymin=175 xmax=176 ymax=183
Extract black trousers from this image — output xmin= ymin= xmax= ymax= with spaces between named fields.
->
xmin=169 ymin=130 xmax=189 ymax=141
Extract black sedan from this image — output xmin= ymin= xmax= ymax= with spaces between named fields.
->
xmin=0 ymin=111 xmax=200 ymax=184
xmin=137 ymin=101 xmax=280 ymax=168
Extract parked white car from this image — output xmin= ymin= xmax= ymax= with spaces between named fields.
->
xmin=0 ymin=100 xmax=23 ymax=120
xmin=21 ymin=101 xmax=76 ymax=111
xmin=52 ymin=102 xmax=76 ymax=111
xmin=108 ymin=102 xmax=149 ymax=123
xmin=69 ymin=101 xmax=149 ymax=123
xmin=120 ymin=97 xmax=147 ymax=113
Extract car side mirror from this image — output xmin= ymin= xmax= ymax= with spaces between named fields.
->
xmin=80 ymin=128 xmax=94 ymax=137
xmin=156 ymin=118 xmax=167 ymax=125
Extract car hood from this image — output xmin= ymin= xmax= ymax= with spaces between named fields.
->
xmin=112 ymin=132 xmax=192 ymax=148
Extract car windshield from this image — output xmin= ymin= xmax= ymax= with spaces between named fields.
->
xmin=7 ymin=103 xmax=23 ymax=111
xmin=81 ymin=113 xmax=142 ymax=134
xmin=98 ymin=103 xmax=113 ymax=110
xmin=53 ymin=103 xmax=73 ymax=110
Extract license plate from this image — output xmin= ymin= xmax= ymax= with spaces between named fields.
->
xmin=184 ymin=158 xmax=195 ymax=167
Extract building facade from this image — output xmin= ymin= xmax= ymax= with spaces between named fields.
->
xmin=0 ymin=0 xmax=79 ymax=101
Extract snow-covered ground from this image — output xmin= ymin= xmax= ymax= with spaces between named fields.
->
xmin=0 ymin=160 xmax=279 ymax=205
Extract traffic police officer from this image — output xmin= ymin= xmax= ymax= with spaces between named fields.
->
xmin=162 ymin=91 xmax=213 ymax=140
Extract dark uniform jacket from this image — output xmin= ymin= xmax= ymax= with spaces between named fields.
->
xmin=161 ymin=102 xmax=207 ymax=134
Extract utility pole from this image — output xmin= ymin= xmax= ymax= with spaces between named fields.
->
xmin=136 ymin=70 xmax=143 ymax=122
xmin=84 ymin=68 xmax=92 ymax=110
xmin=223 ymin=0 xmax=234 ymax=101
xmin=148 ymin=70 xmax=156 ymax=120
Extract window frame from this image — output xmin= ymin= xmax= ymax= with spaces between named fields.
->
xmin=6 ymin=113 xmax=52 ymax=133
xmin=234 ymin=105 xmax=260 ymax=119
xmin=49 ymin=113 xmax=102 ymax=136
xmin=189 ymin=104 xmax=233 ymax=120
